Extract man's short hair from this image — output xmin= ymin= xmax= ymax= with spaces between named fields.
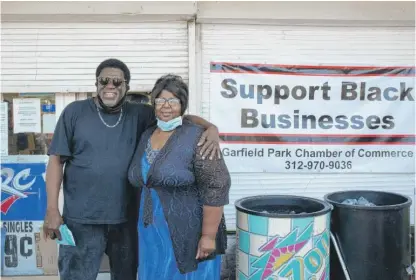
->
xmin=96 ymin=58 xmax=131 ymax=84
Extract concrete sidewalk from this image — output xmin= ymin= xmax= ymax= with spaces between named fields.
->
xmin=2 ymin=235 xmax=237 ymax=280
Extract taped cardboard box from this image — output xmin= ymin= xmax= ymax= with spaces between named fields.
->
xmin=36 ymin=229 xmax=110 ymax=275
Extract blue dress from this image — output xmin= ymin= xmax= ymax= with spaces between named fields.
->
xmin=138 ymin=145 xmax=222 ymax=280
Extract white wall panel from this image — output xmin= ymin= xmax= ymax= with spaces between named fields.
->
xmin=1 ymin=22 xmax=189 ymax=93
xmin=199 ymin=24 xmax=416 ymax=230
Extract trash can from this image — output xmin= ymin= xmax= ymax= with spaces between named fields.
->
xmin=324 ymin=190 xmax=412 ymax=280
xmin=235 ymin=195 xmax=333 ymax=280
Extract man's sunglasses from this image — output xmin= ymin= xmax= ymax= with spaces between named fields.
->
xmin=98 ymin=77 xmax=126 ymax=88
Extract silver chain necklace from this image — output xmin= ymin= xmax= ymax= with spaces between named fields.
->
xmin=96 ymin=106 xmax=123 ymax=128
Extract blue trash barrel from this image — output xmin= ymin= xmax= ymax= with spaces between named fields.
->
xmin=324 ymin=190 xmax=412 ymax=280
xmin=235 ymin=195 xmax=333 ymax=280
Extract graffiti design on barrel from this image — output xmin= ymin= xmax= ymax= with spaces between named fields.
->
xmin=235 ymin=195 xmax=332 ymax=280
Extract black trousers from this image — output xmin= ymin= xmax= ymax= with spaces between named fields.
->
xmin=58 ymin=219 xmax=138 ymax=280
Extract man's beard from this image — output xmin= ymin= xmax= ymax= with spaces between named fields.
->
xmin=97 ymin=93 xmax=127 ymax=114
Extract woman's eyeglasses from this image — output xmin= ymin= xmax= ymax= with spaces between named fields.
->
xmin=154 ymin=98 xmax=180 ymax=106
xmin=98 ymin=77 xmax=126 ymax=88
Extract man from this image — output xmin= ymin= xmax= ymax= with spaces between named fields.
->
xmin=43 ymin=58 xmax=221 ymax=280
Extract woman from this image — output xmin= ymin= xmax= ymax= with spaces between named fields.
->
xmin=128 ymin=74 xmax=231 ymax=279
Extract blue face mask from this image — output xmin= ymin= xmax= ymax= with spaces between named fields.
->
xmin=157 ymin=116 xmax=183 ymax=131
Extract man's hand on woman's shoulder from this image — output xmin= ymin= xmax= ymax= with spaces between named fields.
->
xmin=197 ymin=125 xmax=221 ymax=160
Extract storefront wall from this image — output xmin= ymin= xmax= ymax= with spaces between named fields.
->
xmin=1 ymin=0 xmax=415 ymax=277
xmin=1 ymin=21 xmax=190 ymax=93
xmin=187 ymin=0 xmax=416 ymax=233
xmin=198 ymin=23 xmax=416 ymax=230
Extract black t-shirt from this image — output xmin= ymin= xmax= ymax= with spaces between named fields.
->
xmin=48 ymin=98 xmax=155 ymax=224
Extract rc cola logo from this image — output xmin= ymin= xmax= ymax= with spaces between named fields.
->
xmin=1 ymin=163 xmax=47 ymax=275
xmin=1 ymin=163 xmax=47 ymax=221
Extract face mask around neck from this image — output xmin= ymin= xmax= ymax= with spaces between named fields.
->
xmin=156 ymin=116 xmax=183 ymax=131
xmin=96 ymin=93 xmax=126 ymax=114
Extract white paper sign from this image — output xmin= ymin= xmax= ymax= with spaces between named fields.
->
xmin=2 ymin=221 xmax=44 ymax=276
xmin=210 ymin=62 xmax=415 ymax=173
xmin=13 ymin=99 xmax=41 ymax=134
xmin=0 ymin=102 xmax=9 ymax=156
xmin=42 ymin=114 xmax=56 ymax=134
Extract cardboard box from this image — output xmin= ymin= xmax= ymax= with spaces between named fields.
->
xmin=35 ymin=231 xmax=57 ymax=275
xmin=36 ymin=229 xmax=110 ymax=275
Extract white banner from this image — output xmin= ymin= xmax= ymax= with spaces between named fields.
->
xmin=210 ymin=62 xmax=415 ymax=173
